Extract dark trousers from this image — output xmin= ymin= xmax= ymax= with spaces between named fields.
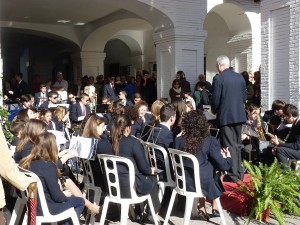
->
xmin=276 ymin=147 xmax=300 ymax=165
xmin=220 ymin=123 xmax=243 ymax=182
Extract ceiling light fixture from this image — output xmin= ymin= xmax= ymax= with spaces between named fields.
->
xmin=74 ymin=22 xmax=85 ymax=26
xmin=57 ymin=20 xmax=71 ymax=23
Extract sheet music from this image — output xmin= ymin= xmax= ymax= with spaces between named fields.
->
xmin=48 ymin=130 xmax=67 ymax=145
xmin=69 ymin=136 xmax=96 ymax=160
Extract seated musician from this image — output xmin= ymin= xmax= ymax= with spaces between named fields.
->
xmin=241 ymin=104 xmax=260 ymax=162
xmin=271 ymin=104 xmax=300 ymax=166
xmin=40 ymin=91 xmax=59 ymax=110
xmin=262 ymin=99 xmax=285 ymax=123
xmin=69 ymin=93 xmax=91 ymax=125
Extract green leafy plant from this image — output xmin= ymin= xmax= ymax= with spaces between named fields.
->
xmin=0 ymin=106 xmax=13 ymax=142
xmin=237 ymin=160 xmax=300 ymax=225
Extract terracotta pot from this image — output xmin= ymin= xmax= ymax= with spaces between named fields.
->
xmin=259 ymin=208 xmax=271 ymax=221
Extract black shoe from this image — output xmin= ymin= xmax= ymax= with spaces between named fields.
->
xmin=212 ymin=209 xmax=220 ymax=217
xmin=143 ymin=213 xmax=161 ymax=224
xmin=198 ymin=209 xmax=210 ymax=221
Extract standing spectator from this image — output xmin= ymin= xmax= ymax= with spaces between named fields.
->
xmin=211 ymin=55 xmax=247 ymax=182
xmin=32 ymin=74 xmax=41 ymax=94
xmin=11 ymin=72 xmax=28 ymax=99
xmin=94 ymin=75 xmax=104 ymax=99
xmin=141 ymin=70 xmax=156 ymax=105
xmin=177 ymin=71 xmax=191 ymax=93
xmin=169 ymin=79 xmax=181 ymax=102
xmin=0 ymin=128 xmax=37 ymax=224
xmin=52 ymin=72 xmax=68 ymax=92
xmin=182 ymin=88 xmax=196 ymax=110
xmin=241 ymin=71 xmax=254 ymax=104
xmin=124 ymin=76 xmax=135 ymax=99
xmin=103 ymin=76 xmax=119 ymax=102
xmin=196 ymin=74 xmax=212 ymax=93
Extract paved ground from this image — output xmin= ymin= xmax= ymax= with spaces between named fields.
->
xmin=85 ymin=201 xmax=300 ymax=225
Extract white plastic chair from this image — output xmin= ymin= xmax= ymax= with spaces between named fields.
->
xmin=98 ymin=154 xmax=158 ymax=225
xmin=80 ymin=158 xmax=102 ymax=224
xmin=144 ymin=142 xmax=176 ymax=202
xmin=14 ymin=168 xmax=80 ymax=225
xmin=9 ymin=192 xmax=26 ymax=225
xmin=163 ymin=148 xmax=226 ymax=225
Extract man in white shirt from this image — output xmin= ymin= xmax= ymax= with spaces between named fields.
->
xmin=52 ymin=72 xmax=68 ymax=91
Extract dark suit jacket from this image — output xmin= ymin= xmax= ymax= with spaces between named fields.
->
xmin=34 ymin=92 xmax=47 ymax=105
xmin=174 ymin=135 xmax=232 ymax=200
xmin=13 ymin=80 xmax=28 ymax=99
xmin=39 ymin=101 xmax=49 ymax=110
xmin=211 ymin=68 xmax=247 ymax=127
xmin=278 ymin=119 xmax=300 ymax=150
xmin=69 ymin=102 xmax=91 ymax=123
xmin=154 ymin=124 xmax=174 ymax=149
xmin=103 ymin=83 xmax=118 ymax=101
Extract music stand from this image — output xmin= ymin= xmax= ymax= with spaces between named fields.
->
xmin=140 ymin=124 xmax=161 ymax=144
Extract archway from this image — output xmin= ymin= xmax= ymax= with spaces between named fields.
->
xmin=204 ymin=3 xmax=252 ymax=81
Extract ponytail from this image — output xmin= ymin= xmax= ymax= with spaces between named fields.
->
xmin=111 ymin=115 xmax=131 ymax=155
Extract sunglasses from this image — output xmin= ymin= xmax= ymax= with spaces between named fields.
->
xmin=52 ymin=96 xmax=58 ymax=99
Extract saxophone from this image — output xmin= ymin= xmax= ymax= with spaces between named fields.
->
xmin=264 ymin=123 xmax=285 ymax=143
xmin=256 ymin=113 xmax=266 ymax=141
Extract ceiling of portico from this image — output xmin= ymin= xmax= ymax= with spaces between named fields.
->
xmin=0 ymin=0 xmax=173 ymax=45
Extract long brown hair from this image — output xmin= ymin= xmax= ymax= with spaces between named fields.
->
xmin=19 ymin=132 xmax=59 ymax=171
xmin=54 ymin=106 xmax=66 ymax=122
xmin=80 ymin=114 xmax=105 ymax=138
xmin=111 ymin=114 xmax=131 ymax=155
xmin=16 ymin=119 xmax=46 ymax=152
xmin=181 ymin=110 xmax=210 ymax=155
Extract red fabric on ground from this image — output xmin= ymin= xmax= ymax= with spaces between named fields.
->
xmin=220 ymin=174 xmax=253 ymax=216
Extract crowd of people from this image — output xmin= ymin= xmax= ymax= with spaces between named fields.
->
xmin=1 ymin=55 xmax=299 ymax=224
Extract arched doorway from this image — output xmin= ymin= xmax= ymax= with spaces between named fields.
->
xmin=204 ymin=3 xmax=252 ymax=81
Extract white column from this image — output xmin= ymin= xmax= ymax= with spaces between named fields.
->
xmin=80 ymin=51 xmax=106 ymax=77
xmin=153 ymin=29 xmax=207 ymax=99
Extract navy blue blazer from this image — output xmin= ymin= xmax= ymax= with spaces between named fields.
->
xmin=34 ymin=92 xmax=47 ymax=105
xmin=69 ymin=102 xmax=91 ymax=123
xmin=14 ymin=143 xmax=33 ymax=163
xmin=39 ymin=101 xmax=49 ymax=110
xmin=211 ymin=68 xmax=247 ymax=127
xmin=103 ymin=83 xmax=118 ymax=102
xmin=154 ymin=124 xmax=174 ymax=149
xmin=29 ymin=160 xmax=82 ymax=216
xmin=174 ymin=135 xmax=232 ymax=200
xmin=278 ymin=119 xmax=300 ymax=150
xmin=117 ymin=136 xmax=155 ymax=196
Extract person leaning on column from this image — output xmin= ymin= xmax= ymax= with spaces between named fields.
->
xmin=0 ymin=127 xmax=37 ymax=224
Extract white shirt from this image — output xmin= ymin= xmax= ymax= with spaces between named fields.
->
xmin=53 ymin=79 xmax=68 ymax=91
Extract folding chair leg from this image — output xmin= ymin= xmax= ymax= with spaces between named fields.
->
xmin=158 ymin=183 xmax=165 ymax=203
xmin=120 ymin=204 xmax=129 ymax=225
xmin=215 ymin=197 xmax=227 ymax=225
xmin=147 ymin=196 xmax=158 ymax=225
xmin=183 ymin=196 xmax=194 ymax=225
xmin=163 ymin=190 xmax=177 ymax=225
xmin=99 ymin=197 xmax=109 ymax=225
xmin=9 ymin=198 xmax=25 ymax=225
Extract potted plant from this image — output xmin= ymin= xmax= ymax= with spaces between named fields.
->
xmin=0 ymin=106 xmax=13 ymax=142
xmin=237 ymin=160 xmax=300 ymax=225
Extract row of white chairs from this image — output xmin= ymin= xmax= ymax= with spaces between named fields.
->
xmin=10 ymin=141 xmax=227 ymax=225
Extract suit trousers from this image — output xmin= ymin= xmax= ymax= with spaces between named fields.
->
xmin=220 ymin=123 xmax=243 ymax=182
xmin=276 ymin=147 xmax=300 ymax=165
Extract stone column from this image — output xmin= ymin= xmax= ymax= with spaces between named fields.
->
xmin=80 ymin=51 xmax=106 ymax=77
xmin=153 ymin=28 xmax=207 ymax=99
xmin=0 ymin=42 xmax=3 ymax=106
